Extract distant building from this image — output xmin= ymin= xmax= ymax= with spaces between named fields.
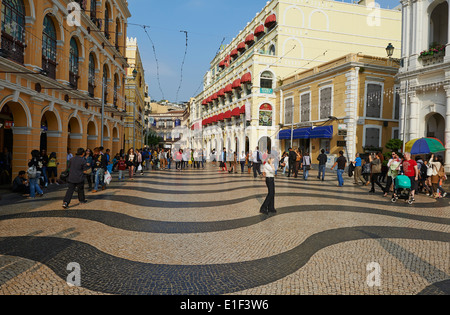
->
xmin=192 ymin=0 xmax=401 ymax=157
xmin=276 ymin=53 xmax=400 ymax=164
xmin=146 ymin=101 xmax=189 ymax=149
xmin=125 ymin=37 xmax=146 ymax=151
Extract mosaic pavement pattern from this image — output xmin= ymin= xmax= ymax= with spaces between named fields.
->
xmin=0 ymin=166 xmax=448 ymax=295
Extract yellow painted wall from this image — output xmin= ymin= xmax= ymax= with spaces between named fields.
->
xmin=0 ymin=0 xmax=130 ymax=179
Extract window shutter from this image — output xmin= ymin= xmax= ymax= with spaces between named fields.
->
xmin=320 ymin=87 xmax=332 ymax=120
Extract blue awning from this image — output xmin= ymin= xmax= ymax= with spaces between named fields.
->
xmin=278 ymin=128 xmax=313 ymax=140
xmin=293 ymin=127 xmax=312 ymax=139
xmin=277 ymin=129 xmax=291 ymax=140
xmin=310 ymin=126 xmax=333 ymax=139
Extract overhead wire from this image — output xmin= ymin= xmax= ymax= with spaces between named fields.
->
xmin=176 ymin=30 xmax=189 ymax=104
xmin=141 ymin=25 xmax=166 ymax=101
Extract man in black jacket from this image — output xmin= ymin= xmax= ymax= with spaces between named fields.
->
xmin=63 ymin=148 xmax=88 ymax=209
xmin=317 ymin=149 xmax=328 ymax=181
xmin=287 ymin=148 xmax=296 ymax=177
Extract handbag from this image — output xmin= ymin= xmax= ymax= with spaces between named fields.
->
xmin=27 ymin=165 xmax=37 ymax=179
xmin=60 ymin=170 xmax=69 ymax=182
xmin=438 ymin=166 xmax=446 ymax=178
xmin=84 ymin=167 xmax=92 ymax=176
xmin=372 ymin=161 xmax=382 ymax=174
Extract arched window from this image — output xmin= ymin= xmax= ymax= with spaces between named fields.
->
xmin=1 ymin=0 xmax=26 ymax=64
xmin=268 ymin=45 xmax=276 ymax=56
xmin=104 ymin=3 xmax=110 ymax=39
xmin=69 ymin=38 xmax=79 ymax=88
xmin=90 ymin=0 xmax=97 ymax=19
xmin=430 ymin=2 xmax=448 ymax=47
xmin=260 ymin=71 xmax=274 ymax=91
xmin=42 ymin=15 xmax=57 ymax=79
xmin=103 ymin=64 xmax=109 ymax=103
xmin=115 ymin=18 xmax=120 ymax=51
xmin=88 ymin=53 xmax=96 ymax=97
xmin=113 ymin=74 xmax=119 ymax=107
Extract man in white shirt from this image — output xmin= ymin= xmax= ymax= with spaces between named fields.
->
xmin=240 ymin=151 xmax=246 ymax=173
xmin=252 ymin=146 xmax=262 ymax=178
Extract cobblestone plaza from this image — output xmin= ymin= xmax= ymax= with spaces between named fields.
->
xmin=0 ymin=166 xmax=448 ymax=295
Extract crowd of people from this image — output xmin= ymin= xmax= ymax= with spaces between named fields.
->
xmin=4 ymin=144 xmax=448 ymax=208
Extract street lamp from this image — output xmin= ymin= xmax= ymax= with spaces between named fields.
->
xmin=386 ymin=43 xmax=402 ymax=66
xmin=132 ymin=68 xmax=138 ymax=149
xmin=386 ymin=43 xmax=395 ymax=58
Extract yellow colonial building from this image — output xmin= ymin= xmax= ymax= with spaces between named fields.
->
xmin=194 ymin=0 xmax=401 ymax=157
xmin=276 ymin=53 xmax=400 ymax=165
xmin=0 ymin=0 xmax=131 ymax=182
xmin=124 ymin=37 xmax=145 ymax=151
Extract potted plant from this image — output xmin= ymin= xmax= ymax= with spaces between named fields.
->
xmin=419 ymin=42 xmax=446 ymax=60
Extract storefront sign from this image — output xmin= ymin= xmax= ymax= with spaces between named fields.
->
xmin=260 ymin=88 xmax=273 ymax=94
xmin=4 ymin=121 xmax=13 ymax=129
xmin=259 ymin=104 xmax=273 ymax=127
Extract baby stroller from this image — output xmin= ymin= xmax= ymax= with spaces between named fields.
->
xmin=391 ymin=175 xmax=414 ymax=205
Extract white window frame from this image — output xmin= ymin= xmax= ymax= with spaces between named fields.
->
xmin=363 ymin=124 xmax=383 ymax=148
xmin=299 ymin=91 xmax=311 ymax=123
xmin=284 ymin=96 xmax=294 ymax=126
xmin=318 ymin=85 xmax=334 ymax=121
xmin=364 ymin=81 xmax=384 ymax=119
xmin=392 ymin=84 xmax=400 ymax=120
xmin=392 ymin=127 xmax=400 ymax=140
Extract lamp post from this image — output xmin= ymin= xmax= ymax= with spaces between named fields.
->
xmin=386 ymin=43 xmax=408 ymax=153
xmin=101 ymin=77 xmax=105 ymax=147
xmin=132 ymin=68 xmax=138 ymax=149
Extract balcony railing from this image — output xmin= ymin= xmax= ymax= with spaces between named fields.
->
xmin=88 ymin=82 xmax=95 ymax=97
xmin=421 ymin=51 xmax=445 ymax=67
xmin=1 ymin=32 xmax=25 ymax=64
xmin=42 ymin=56 xmax=57 ymax=80
xmin=69 ymin=71 xmax=79 ymax=89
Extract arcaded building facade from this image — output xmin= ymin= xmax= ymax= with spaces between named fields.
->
xmin=0 ymin=0 xmax=131 ymax=180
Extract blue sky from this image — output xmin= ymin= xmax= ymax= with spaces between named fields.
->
xmin=126 ymin=0 xmax=401 ymax=103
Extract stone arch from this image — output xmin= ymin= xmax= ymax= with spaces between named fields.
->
xmin=68 ymin=114 xmax=83 ymax=152
xmin=0 ymin=95 xmax=32 ymax=128
xmin=283 ymin=5 xmax=305 ymax=28
xmin=41 ymin=9 xmax=64 ymax=42
xmin=258 ymin=136 xmax=272 ymax=155
xmin=23 ymin=0 xmax=36 ymax=23
xmin=40 ymin=106 xmax=62 ymax=132
xmin=425 ymin=112 xmax=446 ymax=145
xmin=428 ymin=0 xmax=448 ymax=46
xmin=69 ymin=32 xmax=86 ymax=61
xmin=40 ymin=107 xmax=61 ymax=154
xmin=0 ymin=98 xmax=31 ymax=183
xmin=87 ymin=118 xmax=98 ymax=136
xmin=87 ymin=119 xmax=98 ymax=150
xmin=282 ymin=37 xmax=304 ymax=59
xmin=309 ymin=9 xmax=330 ymax=31
xmin=103 ymin=122 xmax=111 ymax=138
xmin=88 ymin=48 xmax=101 ymax=70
